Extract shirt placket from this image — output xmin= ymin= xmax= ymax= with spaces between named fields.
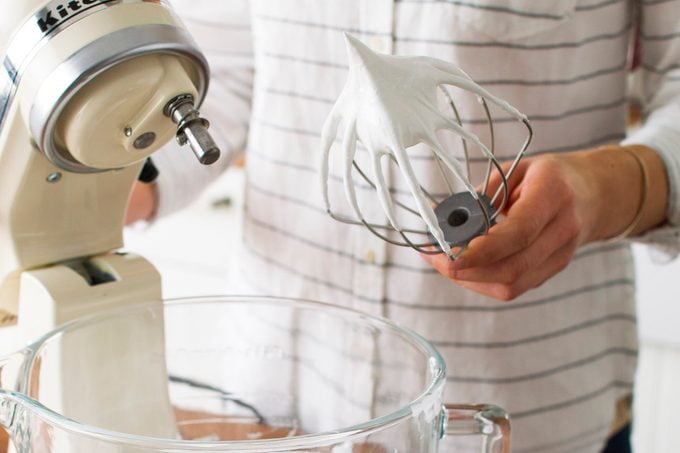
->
xmin=351 ymin=0 xmax=394 ymax=316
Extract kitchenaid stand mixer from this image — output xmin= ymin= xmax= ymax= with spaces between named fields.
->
xmin=0 ymin=0 xmax=220 ymax=444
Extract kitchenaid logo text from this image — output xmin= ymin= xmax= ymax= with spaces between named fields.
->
xmin=36 ymin=0 xmax=117 ymax=34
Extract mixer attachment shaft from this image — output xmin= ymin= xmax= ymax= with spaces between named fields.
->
xmin=165 ymin=94 xmax=220 ymax=165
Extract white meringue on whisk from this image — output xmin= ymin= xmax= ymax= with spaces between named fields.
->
xmin=320 ymin=33 xmax=532 ymax=259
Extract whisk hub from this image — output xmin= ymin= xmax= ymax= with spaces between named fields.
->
xmin=432 ymin=192 xmax=496 ymax=248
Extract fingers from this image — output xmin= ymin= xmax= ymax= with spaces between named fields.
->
xmin=458 ymin=160 xmax=571 ymax=269
xmin=421 ymin=239 xmax=576 ymax=301
xmin=452 ymin=212 xmax=580 ymax=284
xmin=455 ymin=199 xmax=556 ymax=271
xmin=446 ymin=241 xmax=577 ymax=301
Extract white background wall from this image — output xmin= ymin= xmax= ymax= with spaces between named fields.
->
xmin=633 ymin=244 xmax=680 ymax=346
xmin=125 ymin=167 xmax=680 ymax=452
xmin=631 ymin=245 xmax=680 ymax=452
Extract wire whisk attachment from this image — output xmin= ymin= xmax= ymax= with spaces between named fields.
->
xmin=319 ymin=34 xmax=533 ymax=259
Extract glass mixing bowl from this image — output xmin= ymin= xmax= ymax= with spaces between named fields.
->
xmin=0 ymin=296 xmax=509 ymax=452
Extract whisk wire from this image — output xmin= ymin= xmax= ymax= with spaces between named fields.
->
xmin=323 ymin=107 xmax=531 ymax=258
xmin=320 ymin=37 xmax=533 ymax=258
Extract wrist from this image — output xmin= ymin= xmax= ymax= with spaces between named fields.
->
xmin=608 ymin=146 xmax=649 ymax=240
xmin=579 ymin=146 xmax=642 ymax=242
xmin=618 ymin=144 xmax=669 ymax=236
xmin=572 ymin=144 xmax=668 ymax=242
xmin=556 ymin=149 xmax=615 ymax=244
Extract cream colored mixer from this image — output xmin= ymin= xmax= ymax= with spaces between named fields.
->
xmin=0 ymin=0 xmax=219 ymax=442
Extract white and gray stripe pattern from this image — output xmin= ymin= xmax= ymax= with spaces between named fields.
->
xmin=157 ymin=0 xmax=680 ymax=451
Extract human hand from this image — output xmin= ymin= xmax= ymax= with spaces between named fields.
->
xmin=125 ymin=181 xmax=158 ymax=225
xmin=421 ymin=145 xmax=668 ymax=301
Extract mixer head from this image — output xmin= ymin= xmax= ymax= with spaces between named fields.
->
xmin=320 ymin=34 xmax=533 ymax=259
xmin=0 ymin=0 xmax=220 ymax=174
xmin=0 ymin=0 xmax=226 ymax=302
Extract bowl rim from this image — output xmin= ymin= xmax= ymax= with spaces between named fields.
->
xmin=5 ymin=295 xmax=447 ymax=450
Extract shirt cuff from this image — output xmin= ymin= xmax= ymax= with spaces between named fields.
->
xmin=622 ymin=102 xmax=680 ymax=261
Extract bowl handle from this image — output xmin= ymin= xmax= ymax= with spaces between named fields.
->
xmin=442 ymin=403 xmax=510 ymax=453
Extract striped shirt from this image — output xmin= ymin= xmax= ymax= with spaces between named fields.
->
xmin=155 ymin=1 xmax=680 ymax=451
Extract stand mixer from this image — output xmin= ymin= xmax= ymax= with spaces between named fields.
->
xmin=0 ymin=0 xmax=220 ymax=443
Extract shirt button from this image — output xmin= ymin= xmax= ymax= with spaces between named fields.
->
xmin=364 ymin=249 xmax=376 ymax=264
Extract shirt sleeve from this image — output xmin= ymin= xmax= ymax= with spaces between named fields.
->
xmin=621 ymin=0 xmax=680 ymax=261
xmin=152 ymin=0 xmax=254 ymax=218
